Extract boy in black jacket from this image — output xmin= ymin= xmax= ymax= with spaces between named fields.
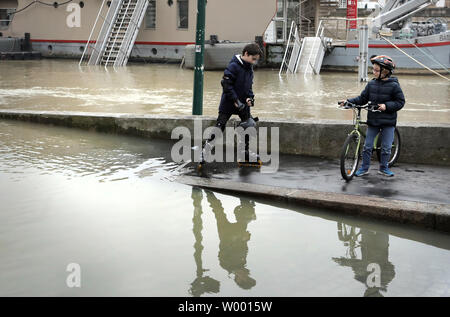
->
xmin=199 ymin=43 xmax=262 ymax=166
xmin=339 ymin=55 xmax=405 ymax=177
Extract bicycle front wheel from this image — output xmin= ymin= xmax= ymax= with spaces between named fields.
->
xmin=340 ymin=133 xmax=362 ymax=181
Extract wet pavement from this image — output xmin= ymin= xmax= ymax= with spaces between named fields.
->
xmin=188 ymin=154 xmax=450 ymax=205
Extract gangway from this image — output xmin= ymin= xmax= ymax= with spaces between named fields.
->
xmin=80 ymin=0 xmax=149 ymax=67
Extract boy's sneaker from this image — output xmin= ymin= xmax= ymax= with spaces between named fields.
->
xmin=378 ymin=168 xmax=394 ymax=177
xmin=198 ymin=151 xmax=205 ymax=164
xmin=355 ymin=168 xmax=369 ymax=177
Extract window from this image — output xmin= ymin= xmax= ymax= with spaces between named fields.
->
xmin=276 ymin=0 xmax=285 ymax=18
xmin=275 ymin=20 xmax=284 ymax=42
xmin=145 ymin=0 xmax=156 ymax=29
xmin=0 ymin=8 xmax=15 ymax=30
xmin=177 ymin=0 xmax=188 ymax=29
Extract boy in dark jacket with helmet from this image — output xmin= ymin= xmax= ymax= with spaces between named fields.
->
xmin=199 ymin=43 xmax=262 ymax=166
xmin=339 ymin=55 xmax=405 ymax=177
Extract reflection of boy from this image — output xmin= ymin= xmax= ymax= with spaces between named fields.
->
xmin=333 ymin=227 xmax=395 ymax=297
xmin=205 ymin=191 xmax=257 ymax=290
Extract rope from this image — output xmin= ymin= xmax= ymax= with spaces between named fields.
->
xmin=406 ymin=38 xmax=450 ymax=74
xmin=380 ymin=35 xmax=450 ymax=81
xmin=11 ymin=0 xmax=73 ymax=15
xmin=9 ymin=1 xmax=36 ymax=15
xmin=37 ymin=1 xmax=74 ymax=6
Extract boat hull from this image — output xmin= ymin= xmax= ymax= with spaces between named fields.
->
xmin=323 ymin=31 xmax=450 ymax=72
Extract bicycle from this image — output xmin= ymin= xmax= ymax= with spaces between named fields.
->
xmin=338 ymin=101 xmax=401 ymax=181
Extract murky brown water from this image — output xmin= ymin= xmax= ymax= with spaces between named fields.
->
xmin=1 ymin=120 xmax=450 ymax=296
xmin=0 ymin=60 xmax=448 ymax=123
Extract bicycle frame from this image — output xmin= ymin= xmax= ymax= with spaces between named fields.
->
xmin=347 ymin=107 xmax=381 ymax=153
xmin=340 ymin=101 xmax=400 ymax=179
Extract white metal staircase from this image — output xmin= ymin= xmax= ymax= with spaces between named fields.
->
xmin=280 ymin=21 xmax=328 ymax=75
xmin=296 ymin=36 xmax=326 ymax=75
xmin=80 ymin=0 xmax=149 ymax=67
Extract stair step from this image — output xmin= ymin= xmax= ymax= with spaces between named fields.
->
xmin=89 ymin=0 xmax=147 ymax=66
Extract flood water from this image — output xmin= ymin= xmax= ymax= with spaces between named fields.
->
xmin=0 ymin=60 xmax=449 ymax=124
xmin=1 ymin=120 xmax=450 ymax=296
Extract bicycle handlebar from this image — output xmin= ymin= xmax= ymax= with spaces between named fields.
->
xmin=338 ymin=101 xmax=380 ymax=112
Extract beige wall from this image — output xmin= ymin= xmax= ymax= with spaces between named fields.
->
xmin=135 ymin=0 xmax=278 ymax=43
xmin=4 ymin=0 xmax=108 ymax=40
xmin=204 ymin=0 xmax=277 ymax=42
xmin=4 ymin=0 xmax=277 ymax=43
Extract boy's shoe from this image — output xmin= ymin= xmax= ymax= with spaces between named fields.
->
xmin=378 ymin=168 xmax=395 ymax=177
xmin=355 ymin=168 xmax=369 ymax=177
xmin=199 ymin=141 xmax=213 ymax=164
xmin=199 ymin=151 xmax=205 ymax=164
xmin=237 ymin=150 xmax=262 ymax=167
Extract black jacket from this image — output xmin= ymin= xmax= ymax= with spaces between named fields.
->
xmin=219 ymin=55 xmax=255 ymax=114
xmin=347 ymin=77 xmax=405 ymax=127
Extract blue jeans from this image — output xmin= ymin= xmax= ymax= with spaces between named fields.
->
xmin=361 ymin=125 xmax=395 ymax=171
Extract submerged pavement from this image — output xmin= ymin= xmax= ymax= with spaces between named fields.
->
xmin=186 ymin=154 xmax=450 ymax=205
xmin=181 ymin=154 xmax=450 ymax=232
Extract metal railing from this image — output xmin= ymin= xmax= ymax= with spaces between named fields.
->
xmin=304 ymin=20 xmax=326 ymax=75
xmin=104 ymin=0 xmax=134 ymax=66
xmin=79 ymin=0 xmax=108 ymax=66
xmin=319 ymin=17 xmax=371 ymax=43
xmin=79 ymin=0 xmax=123 ymax=66
xmin=94 ymin=0 xmax=122 ymax=65
xmin=122 ymin=0 xmax=149 ymax=65
xmin=279 ymin=21 xmax=301 ymax=75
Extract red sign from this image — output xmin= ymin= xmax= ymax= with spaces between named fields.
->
xmin=347 ymin=0 xmax=358 ymax=29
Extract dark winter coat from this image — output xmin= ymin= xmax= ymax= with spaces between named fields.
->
xmin=347 ymin=77 xmax=405 ymax=127
xmin=219 ymin=55 xmax=255 ymax=114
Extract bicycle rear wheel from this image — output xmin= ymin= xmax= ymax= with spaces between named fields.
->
xmin=340 ymin=133 xmax=362 ymax=181
xmin=376 ymin=127 xmax=401 ymax=167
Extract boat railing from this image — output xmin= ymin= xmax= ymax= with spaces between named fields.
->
xmin=295 ymin=0 xmax=315 ymax=40
xmin=317 ymin=17 xmax=372 ymax=44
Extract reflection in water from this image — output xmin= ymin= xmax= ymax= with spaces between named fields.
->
xmin=205 ymin=190 xmax=257 ymax=290
xmin=333 ymin=223 xmax=396 ymax=297
xmin=2 ymin=121 xmax=450 ymax=296
xmin=0 ymin=120 xmax=182 ymax=182
xmin=189 ymin=188 xmax=220 ymax=297
xmin=190 ymin=188 xmax=257 ymax=295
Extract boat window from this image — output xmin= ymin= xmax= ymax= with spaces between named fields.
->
xmin=177 ymin=0 xmax=188 ymax=29
xmin=145 ymin=0 xmax=156 ymax=29
xmin=276 ymin=0 xmax=285 ymax=18
xmin=275 ymin=20 xmax=284 ymax=42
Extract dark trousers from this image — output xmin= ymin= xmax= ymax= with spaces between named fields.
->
xmin=207 ymin=107 xmax=251 ymax=151
xmin=361 ymin=125 xmax=395 ymax=171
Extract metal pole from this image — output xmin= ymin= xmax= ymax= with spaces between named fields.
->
xmin=192 ymin=0 xmax=206 ymax=115
xmin=283 ymin=0 xmax=288 ymax=43
xmin=358 ymin=24 xmax=369 ymax=82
